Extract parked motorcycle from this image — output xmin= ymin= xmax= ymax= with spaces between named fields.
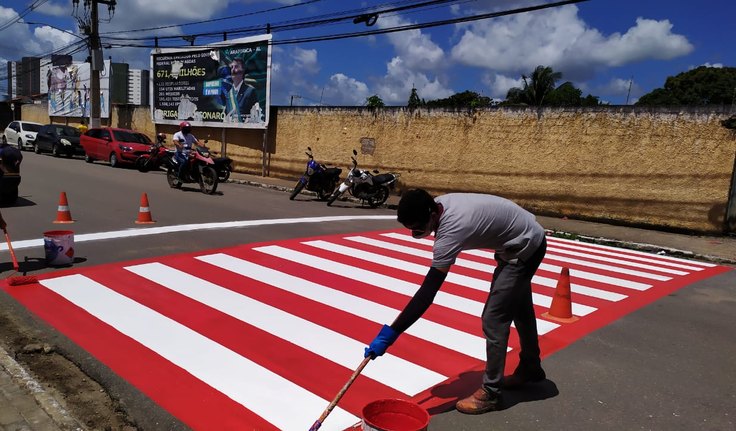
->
xmin=326 ymin=149 xmax=399 ymax=207
xmin=289 ymin=147 xmax=342 ymax=201
xmin=166 ymin=144 xmax=219 ymax=194
xmin=136 ymin=133 xmax=174 ymax=173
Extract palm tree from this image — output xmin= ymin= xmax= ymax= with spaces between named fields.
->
xmin=521 ymin=65 xmax=562 ymax=106
xmin=505 ymin=65 xmax=562 ymax=106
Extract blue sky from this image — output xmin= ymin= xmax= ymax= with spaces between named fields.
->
xmin=1 ymin=0 xmax=734 ymax=106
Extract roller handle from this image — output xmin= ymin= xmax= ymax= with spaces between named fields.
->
xmin=309 ymin=356 xmax=371 ymax=431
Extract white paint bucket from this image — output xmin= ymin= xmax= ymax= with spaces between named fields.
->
xmin=43 ymin=230 xmax=75 ymax=266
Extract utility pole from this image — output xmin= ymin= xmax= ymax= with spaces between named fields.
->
xmin=625 ymin=76 xmax=633 ymax=105
xmin=290 ymin=94 xmax=302 ymax=106
xmin=74 ymin=0 xmax=116 ymax=128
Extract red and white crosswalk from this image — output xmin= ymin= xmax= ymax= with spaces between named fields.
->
xmin=3 ymin=230 xmax=729 ymax=430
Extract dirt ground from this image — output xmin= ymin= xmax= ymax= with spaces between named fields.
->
xmin=0 ymin=307 xmax=137 ymax=431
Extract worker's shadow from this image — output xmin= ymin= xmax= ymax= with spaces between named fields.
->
xmin=0 ymin=256 xmax=87 ymax=274
xmin=421 ymin=370 xmax=559 ymax=415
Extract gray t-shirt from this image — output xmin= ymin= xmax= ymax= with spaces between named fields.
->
xmin=432 ymin=193 xmax=545 ymax=267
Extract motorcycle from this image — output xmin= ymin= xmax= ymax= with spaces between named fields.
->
xmin=201 ymin=139 xmax=233 ymax=182
xmin=136 ymin=133 xmax=174 ymax=173
xmin=166 ymin=144 xmax=219 ymax=194
xmin=289 ymin=146 xmax=342 ymax=201
xmin=326 ymin=149 xmax=400 ymax=208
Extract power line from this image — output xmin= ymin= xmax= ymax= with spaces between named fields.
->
xmin=0 ymin=0 xmax=51 ymax=33
xmin=99 ymin=0 xmax=324 ymax=35
xmin=99 ymin=0 xmax=466 ymax=42
xmin=100 ymin=0 xmax=588 ymax=49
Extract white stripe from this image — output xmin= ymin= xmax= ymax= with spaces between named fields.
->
xmin=40 ymin=274 xmax=359 ymax=431
xmin=125 ymin=262 xmax=446 ymax=395
xmin=256 ymin=245 xmax=484 ymax=317
xmin=381 ymin=232 xmax=656 ymax=290
xmin=304 ymin=240 xmax=568 ymax=334
xmin=138 ymin=207 xmax=150 ymax=213
xmin=547 ymin=236 xmax=714 ymax=269
xmin=196 ymin=253 xmax=491 ymax=360
xmin=57 ymin=205 xmax=69 ymax=211
xmin=0 ymin=215 xmax=396 ymax=251
xmin=348 ymin=235 xmax=629 ymax=301
xmin=546 ymin=246 xmax=683 ymax=277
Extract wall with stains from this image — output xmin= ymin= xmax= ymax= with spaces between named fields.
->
xmin=21 ymin=103 xmax=736 ymax=233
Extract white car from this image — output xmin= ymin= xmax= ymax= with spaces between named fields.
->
xmin=3 ymin=121 xmax=43 ymax=151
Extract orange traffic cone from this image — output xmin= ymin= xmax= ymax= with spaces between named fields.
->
xmin=52 ymin=192 xmax=74 ymax=224
xmin=135 ymin=193 xmax=155 ymax=224
xmin=542 ymin=267 xmax=579 ymax=323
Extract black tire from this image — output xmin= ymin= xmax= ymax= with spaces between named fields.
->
xmin=367 ymin=186 xmax=389 ymax=208
xmin=220 ymin=168 xmax=230 ymax=182
xmin=199 ymin=166 xmax=218 ymax=194
xmin=136 ymin=157 xmax=150 ymax=172
xmin=166 ymin=167 xmax=182 ymax=189
xmin=326 ymin=189 xmax=342 ymax=206
xmin=289 ymin=181 xmax=305 ymax=200
xmin=317 ymin=180 xmax=337 ymax=201
xmin=52 ymin=144 xmax=60 ymax=157
xmin=109 ymin=152 xmax=118 ymax=168
xmin=84 ymin=153 xmax=93 ymax=163
xmin=1 ymin=135 xmax=6 ymax=145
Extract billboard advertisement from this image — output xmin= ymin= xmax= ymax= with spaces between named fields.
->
xmin=47 ymin=60 xmax=111 ymax=118
xmin=151 ymin=34 xmax=271 ymax=129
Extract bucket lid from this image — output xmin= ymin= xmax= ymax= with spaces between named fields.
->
xmin=43 ymin=230 xmax=74 ymax=236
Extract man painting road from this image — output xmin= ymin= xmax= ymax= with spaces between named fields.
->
xmin=219 ymin=57 xmax=258 ymax=123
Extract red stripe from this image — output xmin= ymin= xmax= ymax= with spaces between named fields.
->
xmin=4 ymin=279 xmax=275 ymax=430
xmin=192 ymin=249 xmax=485 ymax=375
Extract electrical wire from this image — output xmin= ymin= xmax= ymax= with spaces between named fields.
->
xmin=0 ymin=0 xmax=50 ymax=33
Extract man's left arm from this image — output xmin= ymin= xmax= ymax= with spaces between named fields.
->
xmin=364 ymin=266 xmax=449 ymax=359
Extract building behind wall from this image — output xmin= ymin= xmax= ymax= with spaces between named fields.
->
xmin=6 ymin=61 xmax=21 ymax=99
xmin=20 ymin=57 xmax=41 ymax=96
xmin=128 ymin=69 xmax=149 ymax=106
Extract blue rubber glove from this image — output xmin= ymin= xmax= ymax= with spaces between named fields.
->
xmin=364 ymin=324 xmax=399 ymax=359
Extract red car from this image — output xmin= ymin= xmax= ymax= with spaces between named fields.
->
xmin=81 ymin=127 xmax=153 ymax=167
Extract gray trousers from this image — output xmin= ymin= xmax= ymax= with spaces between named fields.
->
xmin=481 ymin=238 xmax=547 ymax=394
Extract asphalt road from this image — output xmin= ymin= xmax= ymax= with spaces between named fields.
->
xmin=3 ymin=151 xmax=735 ymax=431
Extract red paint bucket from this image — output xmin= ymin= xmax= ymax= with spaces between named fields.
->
xmin=361 ymin=399 xmax=429 ymax=431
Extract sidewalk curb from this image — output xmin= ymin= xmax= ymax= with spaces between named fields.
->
xmin=0 ymin=345 xmax=85 ymax=431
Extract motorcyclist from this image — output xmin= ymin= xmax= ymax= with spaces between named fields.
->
xmin=0 ymin=140 xmax=22 ymax=175
xmin=172 ymin=122 xmax=199 ymax=180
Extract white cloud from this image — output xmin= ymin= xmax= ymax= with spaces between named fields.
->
xmin=595 ymin=77 xmax=642 ymax=98
xmin=33 ymin=26 xmax=80 ymax=52
xmin=36 ymin=1 xmax=68 ymax=17
xmin=482 ymin=73 xmax=523 ymax=99
xmin=372 ymin=57 xmax=453 ymax=104
xmin=322 ymin=73 xmax=370 ymax=105
xmin=376 ymin=14 xmax=446 ymax=71
xmin=691 ymin=62 xmax=723 ymax=69
xmin=451 ymin=5 xmax=693 ymax=81
xmin=292 ymin=48 xmax=319 ymax=75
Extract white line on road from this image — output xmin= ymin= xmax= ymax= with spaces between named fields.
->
xmin=0 ymin=215 xmax=396 ymax=251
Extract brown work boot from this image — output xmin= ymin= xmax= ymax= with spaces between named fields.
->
xmin=455 ymin=388 xmax=502 ymax=414
xmin=502 ymin=369 xmax=546 ymax=389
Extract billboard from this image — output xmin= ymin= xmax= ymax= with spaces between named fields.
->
xmin=47 ymin=60 xmax=111 ymax=118
xmin=151 ymin=34 xmax=271 ymax=129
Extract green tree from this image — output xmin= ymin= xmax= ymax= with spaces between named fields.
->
xmin=407 ymin=87 xmax=422 ymax=109
xmin=636 ymin=66 xmax=736 ymax=106
xmin=424 ymin=90 xmax=492 ymax=108
xmin=365 ymin=95 xmax=385 ymax=108
xmin=506 ymin=65 xmax=563 ymax=106
xmin=545 ymin=81 xmax=582 ymax=106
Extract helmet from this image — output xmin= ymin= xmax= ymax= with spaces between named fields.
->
xmin=179 ymin=121 xmax=191 ymax=134
xmin=156 ymin=132 xmax=166 ymax=142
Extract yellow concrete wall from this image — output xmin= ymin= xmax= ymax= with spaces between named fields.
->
xmin=21 ymin=103 xmax=736 ymax=233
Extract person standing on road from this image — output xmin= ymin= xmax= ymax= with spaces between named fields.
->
xmin=172 ymin=121 xmax=199 ymax=181
xmin=364 ymin=188 xmax=548 ymax=414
